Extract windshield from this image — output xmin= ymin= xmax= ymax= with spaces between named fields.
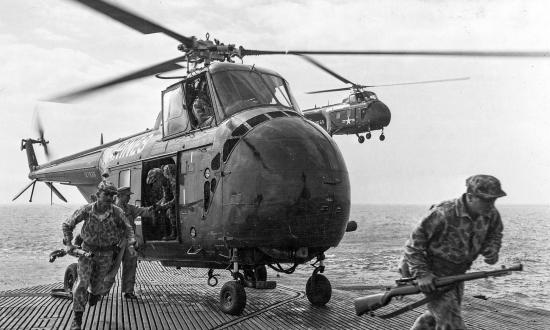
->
xmin=212 ymin=70 xmax=295 ymax=117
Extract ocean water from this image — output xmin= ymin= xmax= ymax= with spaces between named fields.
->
xmin=0 ymin=203 xmax=548 ymax=311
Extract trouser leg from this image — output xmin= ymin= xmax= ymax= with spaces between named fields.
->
xmin=121 ymin=248 xmax=138 ymax=293
xmin=73 ymin=256 xmax=93 ymax=312
xmin=411 ymin=310 xmax=436 ymax=330
xmin=89 ymin=254 xmax=113 ymax=296
xmin=427 ymin=283 xmax=466 ymax=330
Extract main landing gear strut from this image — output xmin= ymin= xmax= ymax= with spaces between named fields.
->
xmin=213 ymin=249 xmax=275 ymax=315
xmin=306 ymin=253 xmax=332 ymax=306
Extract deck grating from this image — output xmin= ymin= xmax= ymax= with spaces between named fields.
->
xmin=0 ymin=261 xmax=548 ymax=329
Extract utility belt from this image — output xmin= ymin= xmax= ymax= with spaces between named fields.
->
xmin=82 ymin=242 xmax=118 ymax=255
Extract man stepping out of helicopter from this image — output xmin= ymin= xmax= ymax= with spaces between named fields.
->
xmin=146 ymin=166 xmax=177 ymax=240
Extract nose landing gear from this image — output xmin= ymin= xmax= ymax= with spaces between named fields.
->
xmin=305 ymin=254 xmax=332 ymax=306
xmin=357 ymin=134 xmax=365 ymax=144
xmin=219 ymin=254 xmax=247 ymax=315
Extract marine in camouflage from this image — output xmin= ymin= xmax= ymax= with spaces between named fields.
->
xmin=402 ymin=174 xmax=505 ymax=330
xmin=404 ymin=195 xmax=503 ymax=277
xmin=63 ymin=201 xmax=136 ymax=311
xmin=161 ymin=164 xmax=177 ymax=239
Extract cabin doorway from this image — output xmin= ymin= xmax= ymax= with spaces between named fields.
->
xmin=141 ymin=156 xmax=178 ymax=242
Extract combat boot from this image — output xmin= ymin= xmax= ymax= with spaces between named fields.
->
xmin=70 ymin=311 xmax=83 ymax=330
xmin=88 ymin=293 xmax=100 ymax=306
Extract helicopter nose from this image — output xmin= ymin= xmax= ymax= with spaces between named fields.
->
xmin=221 ymin=114 xmax=350 ymax=247
xmin=365 ymin=100 xmax=391 ymax=130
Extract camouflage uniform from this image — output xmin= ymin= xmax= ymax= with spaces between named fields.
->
xmin=403 ymin=175 xmax=506 ymax=330
xmin=161 ymin=164 xmax=177 ymax=240
xmin=115 ymin=198 xmax=152 ymax=294
xmin=147 ymin=168 xmax=177 ymax=239
xmin=62 ymin=192 xmax=135 ymax=313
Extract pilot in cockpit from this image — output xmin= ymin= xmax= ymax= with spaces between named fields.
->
xmin=192 ymin=79 xmax=214 ymax=128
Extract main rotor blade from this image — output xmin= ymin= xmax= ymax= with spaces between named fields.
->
xmin=363 ymin=77 xmax=470 ymax=88
xmin=242 ymin=49 xmax=550 ymax=58
xmin=71 ymin=0 xmax=194 ymax=48
xmin=45 ymin=182 xmax=68 ymax=203
xmin=12 ymin=179 xmax=38 ymax=202
xmin=298 ymin=54 xmax=356 ymax=86
xmin=48 ymin=55 xmax=187 ymax=102
xmin=306 ymin=77 xmax=470 ymax=94
xmin=307 ymin=87 xmax=353 ymax=95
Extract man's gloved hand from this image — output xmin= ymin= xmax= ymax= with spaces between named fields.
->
xmin=417 ymin=273 xmax=437 ymax=293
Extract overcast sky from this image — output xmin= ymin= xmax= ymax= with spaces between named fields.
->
xmin=1 ymin=0 xmax=549 ymax=205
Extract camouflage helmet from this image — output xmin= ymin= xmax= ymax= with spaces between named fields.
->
xmin=146 ymin=168 xmax=164 ymax=184
xmin=97 ymin=181 xmax=118 ymax=195
xmin=466 ymin=175 xmax=506 ymax=199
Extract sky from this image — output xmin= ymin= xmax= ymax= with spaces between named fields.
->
xmin=1 ymin=0 xmax=549 ymax=205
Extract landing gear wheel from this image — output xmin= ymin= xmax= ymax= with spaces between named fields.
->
xmin=379 ymin=133 xmax=385 ymax=141
xmin=219 ymin=281 xmax=247 ymax=315
xmin=64 ymin=263 xmax=78 ymax=291
xmin=306 ymin=274 xmax=332 ymax=306
xmin=366 ymin=132 xmax=372 ymax=139
xmin=358 ymin=135 xmax=365 ymax=143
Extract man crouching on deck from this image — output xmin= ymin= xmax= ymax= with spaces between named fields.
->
xmin=62 ymin=181 xmax=136 ymax=330
xmin=401 ymin=175 xmax=506 ymax=330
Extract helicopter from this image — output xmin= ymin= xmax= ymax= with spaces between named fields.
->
xmin=11 ymin=0 xmax=550 ymax=316
xmin=300 ymin=55 xmax=469 ymax=143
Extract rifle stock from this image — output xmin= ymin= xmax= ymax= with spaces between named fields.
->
xmin=354 ymin=264 xmax=523 ymax=316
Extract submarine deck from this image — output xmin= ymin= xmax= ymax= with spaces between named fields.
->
xmin=1 ymin=261 xmax=549 ymax=330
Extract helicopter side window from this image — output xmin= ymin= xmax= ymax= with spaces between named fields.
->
xmin=212 ymin=70 xmax=296 ymax=118
xmin=118 ymin=169 xmax=130 ymax=188
xmin=349 ymin=95 xmax=357 ymax=104
xmin=162 ymin=84 xmax=192 ymax=137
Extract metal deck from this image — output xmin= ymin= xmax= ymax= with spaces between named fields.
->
xmin=1 ymin=261 xmax=549 ymax=329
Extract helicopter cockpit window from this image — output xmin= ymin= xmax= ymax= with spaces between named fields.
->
xmin=362 ymin=91 xmax=378 ymax=100
xmin=212 ymin=70 xmax=295 ymax=118
xmin=349 ymin=95 xmax=357 ymax=104
xmin=162 ymin=84 xmax=192 ymax=137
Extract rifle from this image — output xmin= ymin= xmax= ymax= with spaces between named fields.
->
xmin=49 ymin=247 xmax=93 ymax=262
xmin=354 ymin=264 xmax=523 ymax=318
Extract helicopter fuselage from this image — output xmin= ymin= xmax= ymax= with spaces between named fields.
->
xmin=25 ymin=62 xmax=351 ymax=270
xmin=303 ymin=90 xmax=391 ymax=139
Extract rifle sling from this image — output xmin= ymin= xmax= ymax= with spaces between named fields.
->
xmin=377 ymin=285 xmax=456 ymax=319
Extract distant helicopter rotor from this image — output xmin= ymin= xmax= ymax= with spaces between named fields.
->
xmin=47 ymin=0 xmax=550 ymax=103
